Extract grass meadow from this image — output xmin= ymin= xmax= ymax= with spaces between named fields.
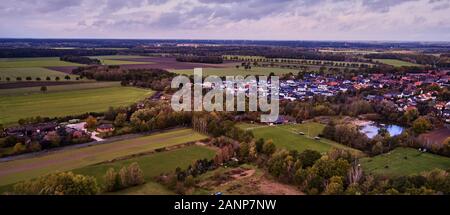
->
xmin=243 ymin=122 xmax=363 ymax=154
xmin=373 ymin=59 xmax=422 ymax=67
xmin=360 ymin=147 xmax=450 ymax=177
xmin=0 ymin=86 xmax=152 ymax=125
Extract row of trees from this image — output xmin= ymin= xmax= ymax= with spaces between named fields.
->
xmin=176 ymin=56 xmax=223 ymax=64
xmin=0 ymin=75 xmax=76 ymax=81
xmin=104 ymin=162 xmax=145 ymax=192
xmin=60 ymin=56 xmax=100 ymax=65
xmin=12 ymin=172 xmax=99 ymax=195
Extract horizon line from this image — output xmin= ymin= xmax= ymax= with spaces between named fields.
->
xmin=0 ymin=37 xmax=449 ymax=44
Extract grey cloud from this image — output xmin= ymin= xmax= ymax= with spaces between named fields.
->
xmin=361 ymin=0 xmax=418 ymax=12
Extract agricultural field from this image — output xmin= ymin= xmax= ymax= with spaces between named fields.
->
xmin=0 ymin=57 xmax=83 ymax=82
xmin=360 ymin=147 xmax=450 ymax=177
xmin=0 ymin=57 xmax=82 ymax=68
xmin=0 ymin=128 xmax=208 ymax=188
xmin=373 ymin=59 xmax=422 ymax=67
xmin=0 ymin=82 xmax=118 ymax=96
xmin=89 ymin=55 xmax=152 ymax=66
xmin=171 ymin=67 xmax=297 ymax=76
xmin=73 ymin=145 xmax=216 ymax=194
xmin=243 ymin=122 xmax=362 ymax=154
xmin=0 ymin=86 xmax=152 ymax=125
xmin=0 ymin=67 xmax=79 ymax=82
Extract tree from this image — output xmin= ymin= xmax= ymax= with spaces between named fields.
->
xmin=40 ymin=86 xmax=47 ymax=93
xmin=127 ymin=162 xmax=145 ymax=186
xmin=104 ymin=168 xmax=122 ymax=192
xmin=255 ymin=138 xmax=264 ymax=153
xmin=114 ymin=113 xmax=127 ymax=127
xmin=239 ymin=142 xmax=250 ymax=160
xmin=85 ymin=115 xmax=97 ymax=129
xmin=119 ymin=166 xmax=132 ymax=187
xmin=412 ymin=117 xmax=432 ymax=134
xmin=55 ymin=76 xmax=60 ymax=81
xmin=46 ymin=76 xmax=51 ymax=81
xmin=117 ymin=162 xmax=145 ymax=188
xmin=184 ymin=175 xmax=195 ymax=187
xmin=44 ymin=131 xmax=61 ymax=147
xmin=262 ymin=140 xmax=276 ymax=155
xmin=13 ymin=172 xmax=99 ymax=195
xmin=298 ymin=150 xmax=322 ymax=168
xmin=324 ymin=176 xmax=344 ymax=195
xmin=64 ymin=75 xmax=71 ymax=80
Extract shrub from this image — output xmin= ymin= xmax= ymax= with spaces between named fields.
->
xmin=13 ymin=143 xmax=27 ymax=154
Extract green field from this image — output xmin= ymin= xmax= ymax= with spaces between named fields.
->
xmin=0 ymin=86 xmax=152 ymax=125
xmin=90 ymin=55 xmax=150 ymax=65
xmin=0 ymin=82 xmax=118 ymax=96
xmin=171 ymin=67 xmax=298 ymax=76
xmin=0 ymin=57 xmax=83 ymax=82
xmin=0 ymin=67 xmax=78 ymax=81
xmin=73 ymin=145 xmax=216 ymax=194
xmin=0 ymin=128 xmax=207 ymax=187
xmin=0 ymin=57 xmax=83 ymax=68
xmin=374 ymin=59 xmax=422 ymax=67
xmin=245 ymin=123 xmax=362 ymax=154
xmin=360 ymin=147 xmax=450 ymax=177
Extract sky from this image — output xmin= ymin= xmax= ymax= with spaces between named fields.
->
xmin=0 ymin=0 xmax=449 ymax=41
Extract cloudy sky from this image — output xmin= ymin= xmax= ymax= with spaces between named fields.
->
xmin=0 ymin=0 xmax=449 ymax=41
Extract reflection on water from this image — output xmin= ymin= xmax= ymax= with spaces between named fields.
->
xmin=360 ymin=124 xmax=404 ymax=139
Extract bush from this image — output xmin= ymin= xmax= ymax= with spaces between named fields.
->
xmin=13 ymin=143 xmax=27 ymax=154
xmin=13 ymin=172 xmax=99 ymax=195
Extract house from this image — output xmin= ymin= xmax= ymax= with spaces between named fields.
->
xmin=96 ymin=124 xmax=115 ymax=133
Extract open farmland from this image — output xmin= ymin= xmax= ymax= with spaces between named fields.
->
xmin=0 ymin=57 xmax=83 ymax=82
xmin=373 ymin=59 xmax=422 ymax=67
xmin=0 ymin=67 xmax=79 ymax=81
xmin=73 ymin=145 xmax=216 ymax=194
xmin=0 ymin=82 xmax=119 ymax=96
xmin=244 ymin=123 xmax=362 ymax=154
xmin=0 ymin=86 xmax=152 ymax=125
xmin=0 ymin=57 xmax=82 ymax=68
xmin=90 ymin=55 xmax=151 ymax=66
xmin=171 ymin=67 xmax=297 ymax=76
xmin=0 ymin=128 xmax=208 ymax=187
xmin=360 ymin=147 xmax=450 ymax=177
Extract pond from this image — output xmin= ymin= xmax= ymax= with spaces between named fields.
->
xmin=360 ymin=123 xmax=404 ymax=139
